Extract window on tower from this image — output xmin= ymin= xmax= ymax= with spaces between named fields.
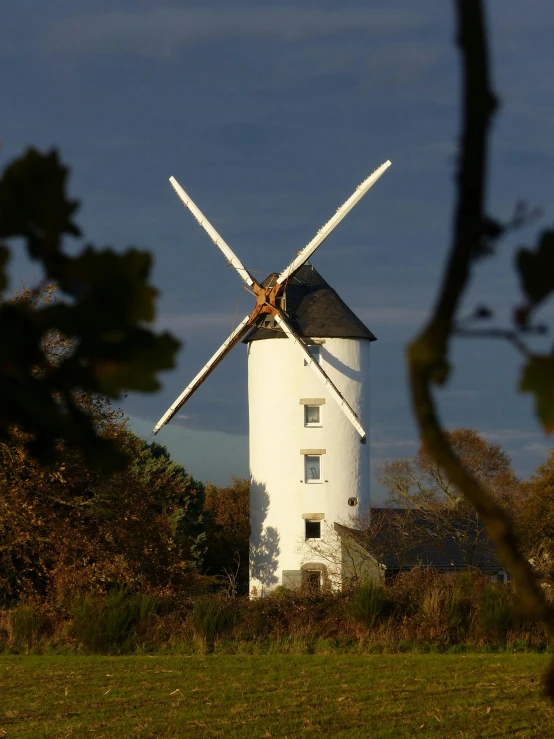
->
xmin=304 ymin=405 xmax=321 ymax=427
xmin=304 ymin=454 xmax=321 ymax=482
xmin=305 ymin=520 xmax=321 ymax=539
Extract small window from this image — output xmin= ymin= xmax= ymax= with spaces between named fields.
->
xmin=305 ymin=520 xmax=321 ymax=539
xmin=304 ymin=345 xmax=321 ymax=366
xmin=263 ymin=317 xmax=275 ymax=329
xmin=304 ymin=405 xmax=321 ymax=426
xmin=304 ymin=454 xmax=321 ymax=482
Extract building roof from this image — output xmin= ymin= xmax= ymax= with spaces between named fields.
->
xmin=335 ymin=508 xmax=502 ymax=572
xmin=244 ymin=264 xmax=377 ymax=343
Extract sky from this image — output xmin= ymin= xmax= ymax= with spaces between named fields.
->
xmin=3 ymin=0 xmax=554 ymax=498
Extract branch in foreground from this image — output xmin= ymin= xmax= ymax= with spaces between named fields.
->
xmin=407 ymin=0 xmax=554 ymax=698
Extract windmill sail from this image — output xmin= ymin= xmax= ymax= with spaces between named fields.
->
xmin=273 ymin=312 xmax=366 ymax=442
xmin=169 ymin=176 xmax=257 ymax=288
xmin=276 ymin=160 xmax=391 ymax=286
xmin=153 ymin=315 xmax=254 ymax=434
xmin=157 ymin=160 xmax=390 ymax=436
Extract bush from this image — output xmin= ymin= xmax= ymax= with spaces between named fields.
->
xmin=69 ymin=589 xmax=158 ymax=654
xmin=443 ymin=572 xmax=476 ymax=632
xmin=389 ymin=568 xmax=441 ymax=617
xmin=478 ymin=584 xmax=513 ymax=637
xmin=422 ymin=586 xmax=444 ymax=624
xmin=192 ymin=596 xmax=235 ymax=650
xmin=9 ymin=605 xmax=40 ymax=652
xmin=2 ymin=573 xmax=539 ymax=654
xmin=349 ymin=581 xmax=389 ymax=628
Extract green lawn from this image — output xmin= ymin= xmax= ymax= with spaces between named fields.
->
xmin=1 ymin=654 xmax=553 ymax=738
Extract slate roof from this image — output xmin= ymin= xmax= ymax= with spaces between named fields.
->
xmin=244 ymin=264 xmax=377 ymax=343
xmin=335 ymin=508 xmax=502 ymax=572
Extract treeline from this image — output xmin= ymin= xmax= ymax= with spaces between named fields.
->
xmin=3 ymin=387 xmax=554 ymax=653
xmin=1 ymin=570 xmax=551 ymax=655
xmin=0 ymin=398 xmax=249 ymax=608
xmin=374 ymin=429 xmax=554 ymax=587
xmin=4 ymin=415 xmax=554 ymax=608
xmin=305 ymin=430 xmax=554 ymax=592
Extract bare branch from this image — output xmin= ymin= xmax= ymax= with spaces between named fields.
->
xmin=406 ymin=0 xmax=554 ymax=697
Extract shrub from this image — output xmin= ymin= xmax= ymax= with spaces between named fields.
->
xmin=389 ymin=567 xmax=441 ymax=617
xmin=349 ymin=581 xmax=389 ymax=628
xmin=69 ymin=589 xmax=158 ymax=654
xmin=443 ymin=590 xmax=469 ymax=631
xmin=9 ymin=605 xmax=40 ymax=652
xmin=192 ymin=596 xmax=235 ymax=650
xmin=478 ymin=584 xmax=513 ymax=637
xmin=422 ymin=586 xmax=444 ymax=624
xmin=443 ymin=572 xmax=477 ymax=632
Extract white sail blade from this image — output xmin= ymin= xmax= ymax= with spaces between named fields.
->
xmin=276 ymin=160 xmax=391 ymax=285
xmin=273 ymin=313 xmax=366 ymax=442
xmin=153 ymin=314 xmax=254 ymax=434
xmin=169 ymin=176 xmax=256 ymax=288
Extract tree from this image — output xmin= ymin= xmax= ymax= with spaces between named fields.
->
xmin=380 ymin=429 xmax=516 ymax=507
xmin=301 ymin=516 xmax=384 ymax=591
xmin=0 ymin=148 xmax=179 ymax=469
xmin=378 ymin=429 xmax=519 ymax=570
xmin=0 ymin=411 xmax=208 ymax=605
xmin=203 ymin=477 xmax=250 ymax=592
xmin=301 ymin=431 xmax=518 ymax=590
xmin=406 ymin=0 xmax=554 ymax=696
xmin=0 ymin=286 xmax=204 ymax=604
xmin=514 ymin=453 xmax=554 ymax=585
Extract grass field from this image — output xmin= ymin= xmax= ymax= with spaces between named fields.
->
xmin=1 ymin=654 xmax=553 ymax=738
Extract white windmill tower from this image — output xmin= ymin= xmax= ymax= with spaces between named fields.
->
xmin=154 ymin=160 xmax=391 ymax=595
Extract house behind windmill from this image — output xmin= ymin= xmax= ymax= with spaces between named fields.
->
xmin=334 ymin=510 xmax=508 ymax=587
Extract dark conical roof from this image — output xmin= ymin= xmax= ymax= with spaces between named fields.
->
xmin=244 ymin=264 xmax=376 ymax=343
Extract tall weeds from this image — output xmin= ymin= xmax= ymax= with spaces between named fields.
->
xmin=2 ymin=570 xmax=548 ymax=655
xmin=69 ymin=589 xmax=158 ymax=654
xmin=349 ymin=581 xmax=389 ymax=628
xmin=478 ymin=584 xmax=514 ymax=637
xmin=9 ymin=605 xmax=40 ymax=652
xmin=192 ymin=596 xmax=235 ymax=652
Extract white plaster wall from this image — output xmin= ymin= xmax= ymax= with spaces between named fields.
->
xmin=248 ymin=336 xmax=371 ymax=593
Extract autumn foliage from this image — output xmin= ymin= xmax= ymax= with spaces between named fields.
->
xmin=0 ymin=408 xmax=208 ymax=606
xmin=203 ymin=477 xmax=250 ymax=591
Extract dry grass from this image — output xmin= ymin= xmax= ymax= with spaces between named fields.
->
xmin=1 ymin=654 xmax=553 ymax=737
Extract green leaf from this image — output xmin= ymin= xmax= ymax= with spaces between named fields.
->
xmin=0 ymin=148 xmax=80 ymax=262
xmin=520 ymin=354 xmax=554 ymax=433
xmin=516 ymin=228 xmax=554 ymax=307
xmin=93 ymin=331 xmax=181 ymax=396
xmin=0 ymin=147 xmax=181 ymax=471
xmin=58 ymin=246 xmax=157 ymax=323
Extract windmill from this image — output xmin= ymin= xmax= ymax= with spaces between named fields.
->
xmin=154 ymin=160 xmax=391 ymax=594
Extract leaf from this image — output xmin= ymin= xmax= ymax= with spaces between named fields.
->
xmin=0 ymin=244 xmax=9 ymax=293
xmin=0 ymin=148 xmax=80 ymax=261
xmin=0 ymin=147 xmax=181 ymax=471
xmin=516 ymin=229 xmax=554 ymax=308
xmin=58 ymin=247 xmax=157 ymax=323
xmin=92 ymin=331 xmax=181 ymax=396
xmin=520 ymin=354 xmax=554 ymax=433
